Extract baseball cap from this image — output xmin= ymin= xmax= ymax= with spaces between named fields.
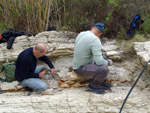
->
xmin=94 ymin=22 xmax=105 ymax=32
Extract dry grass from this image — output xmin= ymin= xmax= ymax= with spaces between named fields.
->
xmin=116 ymin=34 xmax=150 ymax=53
xmin=0 ymin=0 xmax=149 ymax=37
xmin=0 ymin=0 xmax=52 ymax=34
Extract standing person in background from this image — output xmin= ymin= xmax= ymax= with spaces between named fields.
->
xmin=15 ymin=43 xmax=56 ymax=93
xmin=73 ymin=22 xmax=113 ymax=94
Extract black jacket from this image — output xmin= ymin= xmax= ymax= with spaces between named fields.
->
xmin=0 ymin=29 xmax=31 ymax=49
xmin=15 ymin=48 xmax=54 ymax=82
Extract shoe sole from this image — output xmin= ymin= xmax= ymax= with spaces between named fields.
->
xmin=87 ymin=87 xmax=105 ymax=94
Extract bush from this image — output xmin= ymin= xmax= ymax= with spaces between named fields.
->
xmin=142 ymin=14 xmax=150 ymax=34
xmin=0 ymin=0 xmax=149 ymax=38
xmin=0 ymin=0 xmax=51 ymax=34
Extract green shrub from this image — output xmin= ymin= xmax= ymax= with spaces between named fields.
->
xmin=116 ymin=33 xmax=149 ymax=53
xmin=142 ymin=14 xmax=150 ymax=34
xmin=0 ymin=0 xmax=149 ymax=38
xmin=0 ymin=21 xmax=9 ymax=33
xmin=0 ymin=0 xmax=51 ymax=34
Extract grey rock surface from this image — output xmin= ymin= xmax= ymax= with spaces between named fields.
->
xmin=0 ymin=31 xmax=150 ymax=113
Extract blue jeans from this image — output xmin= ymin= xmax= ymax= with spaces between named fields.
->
xmin=19 ymin=66 xmax=47 ymax=91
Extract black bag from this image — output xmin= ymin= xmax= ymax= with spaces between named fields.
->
xmin=0 ymin=29 xmax=32 ymax=49
xmin=127 ymin=14 xmax=144 ymax=37
xmin=0 ymin=62 xmax=16 ymax=82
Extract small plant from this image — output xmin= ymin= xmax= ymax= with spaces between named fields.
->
xmin=130 ymin=74 xmax=134 ymax=78
xmin=105 ymin=12 xmax=112 ymax=21
xmin=116 ymin=33 xmax=150 ymax=53
xmin=107 ymin=0 xmax=119 ymax=7
xmin=0 ymin=21 xmax=9 ymax=33
xmin=142 ymin=14 xmax=150 ymax=34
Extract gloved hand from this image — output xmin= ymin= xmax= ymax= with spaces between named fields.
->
xmin=107 ymin=59 xmax=113 ymax=66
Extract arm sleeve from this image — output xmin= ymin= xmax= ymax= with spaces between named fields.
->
xmin=91 ymin=39 xmax=108 ymax=66
xmin=7 ymin=36 xmax=16 ymax=49
xmin=19 ymin=59 xmax=39 ymax=79
xmin=38 ymin=56 xmax=55 ymax=69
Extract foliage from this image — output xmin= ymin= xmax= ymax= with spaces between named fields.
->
xmin=0 ymin=0 xmax=51 ymax=34
xmin=142 ymin=14 xmax=150 ymax=34
xmin=116 ymin=33 xmax=150 ymax=53
xmin=0 ymin=0 xmax=149 ymax=38
xmin=107 ymin=0 xmax=119 ymax=7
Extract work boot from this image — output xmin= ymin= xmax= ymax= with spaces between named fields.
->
xmin=24 ymin=87 xmax=34 ymax=92
xmin=102 ymin=82 xmax=112 ymax=89
xmin=88 ymin=85 xmax=105 ymax=94
xmin=0 ymin=90 xmax=3 ymax=94
xmin=23 ymin=87 xmax=34 ymax=96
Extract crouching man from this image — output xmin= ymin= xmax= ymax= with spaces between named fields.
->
xmin=73 ymin=22 xmax=113 ymax=94
xmin=15 ymin=43 xmax=56 ymax=93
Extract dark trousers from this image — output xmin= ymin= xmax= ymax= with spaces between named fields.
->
xmin=74 ymin=64 xmax=108 ymax=89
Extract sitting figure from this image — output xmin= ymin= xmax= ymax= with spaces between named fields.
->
xmin=15 ymin=43 xmax=56 ymax=93
xmin=73 ymin=22 xmax=113 ymax=94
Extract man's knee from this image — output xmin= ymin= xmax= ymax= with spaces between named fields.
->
xmin=38 ymin=82 xmax=47 ymax=91
xmin=39 ymin=65 xmax=47 ymax=71
xmin=103 ymin=66 xmax=109 ymax=73
xmin=97 ymin=66 xmax=108 ymax=74
xmin=34 ymin=65 xmax=47 ymax=73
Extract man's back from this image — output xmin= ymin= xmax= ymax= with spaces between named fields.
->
xmin=73 ymin=31 xmax=107 ymax=69
xmin=15 ymin=48 xmax=38 ymax=82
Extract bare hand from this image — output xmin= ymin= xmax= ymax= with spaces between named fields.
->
xmin=39 ymin=71 xmax=46 ymax=78
xmin=50 ymin=68 xmax=56 ymax=75
xmin=107 ymin=59 xmax=113 ymax=66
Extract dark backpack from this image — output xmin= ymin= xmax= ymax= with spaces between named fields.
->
xmin=127 ymin=14 xmax=144 ymax=37
xmin=0 ymin=62 xmax=16 ymax=82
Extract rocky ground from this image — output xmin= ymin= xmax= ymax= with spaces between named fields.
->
xmin=0 ymin=31 xmax=150 ymax=113
xmin=0 ymin=83 xmax=150 ymax=113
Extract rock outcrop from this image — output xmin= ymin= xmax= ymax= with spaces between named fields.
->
xmin=0 ymin=31 xmax=76 ymax=62
xmin=134 ymin=41 xmax=150 ymax=68
xmin=0 ymin=31 xmax=150 ymax=113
